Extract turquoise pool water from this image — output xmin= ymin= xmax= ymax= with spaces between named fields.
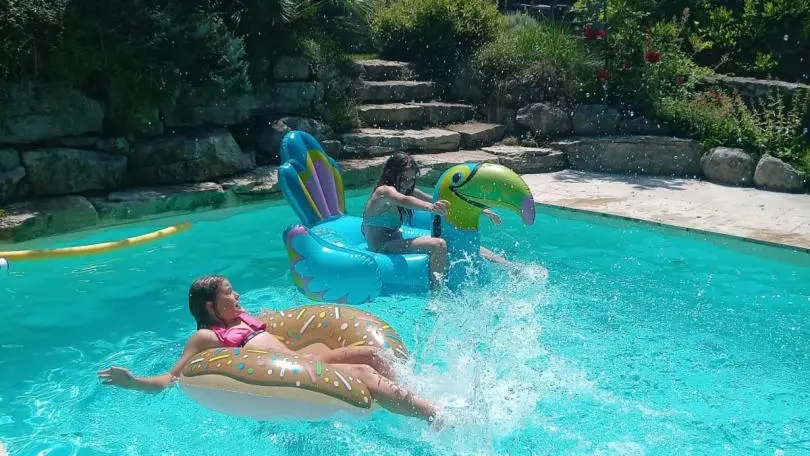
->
xmin=2 ymin=189 xmax=809 ymax=456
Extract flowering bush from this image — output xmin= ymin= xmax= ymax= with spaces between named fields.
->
xmin=568 ymin=2 xmax=711 ymax=113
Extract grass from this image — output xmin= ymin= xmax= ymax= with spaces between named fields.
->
xmin=347 ymin=53 xmax=380 ymax=61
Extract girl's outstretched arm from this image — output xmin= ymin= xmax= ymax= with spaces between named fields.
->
xmin=97 ymin=331 xmax=219 ymax=393
xmin=412 ymin=188 xmax=433 ymax=203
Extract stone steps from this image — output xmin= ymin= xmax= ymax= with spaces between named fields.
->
xmin=358 ymin=81 xmax=435 ymax=103
xmin=358 ymin=102 xmax=476 ymax=128
xmin=348 ymin=59 xmax=504 ymax=159
xmin=446 ymin=122 xmax=507 ymax=149
xmin=355 ymin=59 xmax=416 ymax=81
xmin=342 ymin=128 xmax=461 ymax=157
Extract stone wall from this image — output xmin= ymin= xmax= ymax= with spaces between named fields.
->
xmin=0 ymin=56 xmax=353 ymax=243
xmin=699 ymin=74 xmax=810 ymax=105
xmin=515 ymin=101 xmax=806 ymax=190
xmin=698 ymin=74 xmax=810 ymax=137
xmin=0 ymin=56 xmax=330 ymax=201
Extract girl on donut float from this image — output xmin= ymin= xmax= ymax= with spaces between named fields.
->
xmin=98 ymin=275 xmax=440 ymax=424
xmin=362 ymin=153 xmax=509 ymax=288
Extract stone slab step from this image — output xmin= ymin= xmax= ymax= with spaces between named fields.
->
xmin=340 ymin=150 xmax=500 ymax=188
xmin=0 ymin=195 xmax=99 ymax=243
xmin=358 ymin=102 xmax=475 ymax=128
xmin=414 ymin=150 xmax=500 ymax=184
xmin=550 ymin=136 xmax=701 ymax=176
xmin=90 ymin=183 xmax=229 ymax=223
xmin=481 ymin=145 xmax=568 ymax=174
xmin=358 ymin=81 xmax=435 ymax=103
xmin=446 ymin=122 xmax=506 ymax=148
xmin=355 ymin=59 xmax=416 ymax=81
xmin=341 ymin=128 xmax=460 ymax=157
xmin=219 ymin=166 xmax=280 ymax=201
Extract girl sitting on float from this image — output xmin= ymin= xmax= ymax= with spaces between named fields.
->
xmin=362 ymin=153 xmax=510 ymax=289
xmin=98 ymin=274 xmax=440 ymax=424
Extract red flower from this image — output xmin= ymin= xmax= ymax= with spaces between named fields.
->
xmin=645 ymin=50 xmax=661 ymax=63
xmin=584 ymin=24 xmax=597 ymax=40
xmin=597 ymin=69 xmax=611 ymax=82
xmin=624 ymin=59 xmax=633 ymax=69
xmin=584 ymin=23 xmax=607 ymax=40
xmin=675 ymin=76 xmax=686 ymax=85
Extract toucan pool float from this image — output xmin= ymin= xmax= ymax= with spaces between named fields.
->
xmin=278 ymin=130 xmax=535 ymax=304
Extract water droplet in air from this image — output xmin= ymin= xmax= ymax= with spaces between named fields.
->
xmin=783 ymin=35 xmax=789 ymax=41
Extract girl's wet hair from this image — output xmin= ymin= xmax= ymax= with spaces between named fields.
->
xmin=188 ymin=274 xmax=226 ymax=329
xmin=375 ymin=152 xmax=420 ymax=223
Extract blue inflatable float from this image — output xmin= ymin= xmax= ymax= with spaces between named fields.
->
xmin=278 ymin=130 xmax=536 ymax=304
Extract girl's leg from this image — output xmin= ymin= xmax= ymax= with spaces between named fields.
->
xmin=480 ymin=246 xmax=510 ymax=265
xmin=380 ymin=236 xmax=448 ymax=289
xmin=333 ymin=363 xmax=439 ymax=422
xmin=316 ymin=346 xmax=396 ymax=379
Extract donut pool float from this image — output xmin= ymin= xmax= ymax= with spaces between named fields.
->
xmin=179 ymin=304 xmax=409 ymax=420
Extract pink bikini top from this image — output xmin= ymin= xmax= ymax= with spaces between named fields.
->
xmin=209 ymin=312 xmax=267 ymax=347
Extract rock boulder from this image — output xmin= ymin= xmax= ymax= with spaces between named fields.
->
xmin=129 ymin=131 xmax=255 ymax=185
xmin=754 ymin=155 xmax=805 ymax=193
xmin=699 ymin=147 xmax=755 ymax=186
xmin=21 ymin=149 xmax=127 ymax=196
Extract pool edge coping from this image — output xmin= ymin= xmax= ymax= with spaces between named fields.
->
xmin=3 ymin=185 xmax=808 ymax=257
xmin=535 ymin=201 xmax=810 ymax=255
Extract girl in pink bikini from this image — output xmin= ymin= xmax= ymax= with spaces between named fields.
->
xmin=98 ymin=275 xmax=440 ymax=424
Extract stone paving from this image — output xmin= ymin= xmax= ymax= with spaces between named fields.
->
xmin=523 ymin=170 xmax=810 ymax=251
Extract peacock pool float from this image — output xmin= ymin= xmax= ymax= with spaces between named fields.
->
xmin=278 ymin=130 xmax=536 ymax=304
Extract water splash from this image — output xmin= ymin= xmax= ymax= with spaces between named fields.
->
xmin=375 ymin=264 xmax=563 ymax=454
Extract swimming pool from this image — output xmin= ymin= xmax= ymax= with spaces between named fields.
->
xmin=2 ymin=189 xmax=809 ymax=456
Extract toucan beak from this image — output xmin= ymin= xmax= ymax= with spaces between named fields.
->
xmin=454 ymin=163 xmax=536 ymax=225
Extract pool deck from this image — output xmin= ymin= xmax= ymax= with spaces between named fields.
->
xmin=522 ymin=170 xmax=810 ymax=252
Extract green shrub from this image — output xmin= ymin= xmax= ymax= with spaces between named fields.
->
xmin=695 ymin=0 xmax=810 ymax=83
xmin=49 ymin=1 xmax=252 ymax=133
xmin=217 ymin=0 xmax=374 ymax=83
xmin=653 ymin=88 xmax=810 ymax=173
xmin=0 ymin=0 xmax=68 ymax=81
xmin=302 ymin=39 xmax=362 ymax=132
xmin=372 ymin=0 xmax=503 ymax=82
xmin=0 ymin=0 xmax=252 ymax=128
xmin=473 ymin=14 xmax=601 ymax=106
xmin=0 ymin=0 xmax=373 ymax=97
